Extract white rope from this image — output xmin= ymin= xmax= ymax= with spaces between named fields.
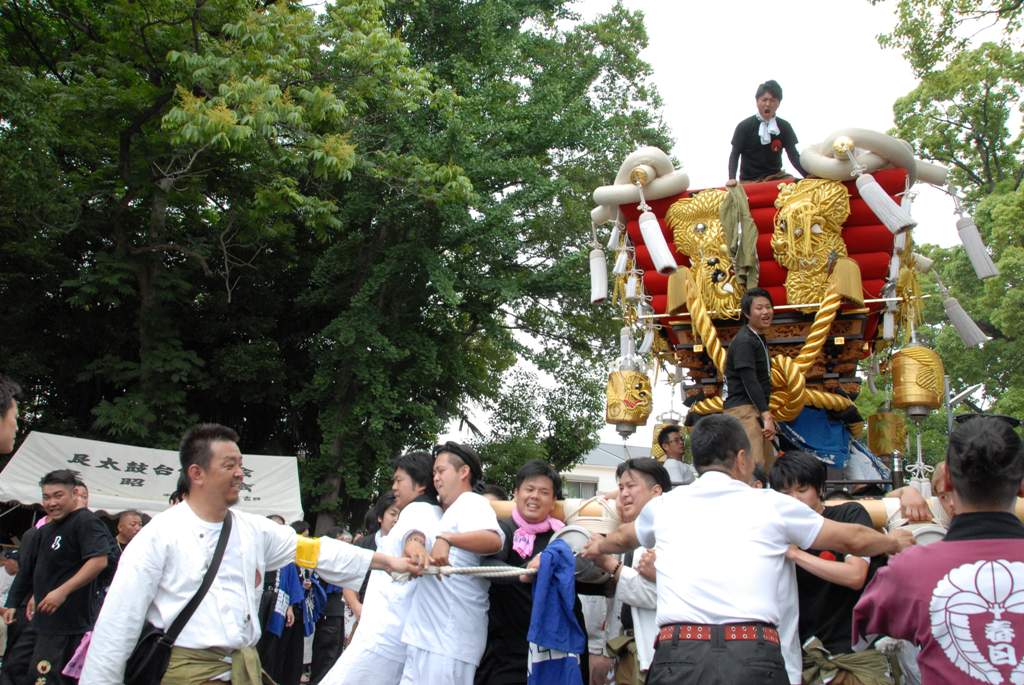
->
xmin=392 ymin=565 xmax=539 ymax=582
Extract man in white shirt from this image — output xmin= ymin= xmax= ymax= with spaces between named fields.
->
xmin=656 ymin=426 xmax=696 ymax=487
xmin=322 ymin=451 xmax=442 ymax=685
xmin=400 ymin=442 xmax=504 ymax=685
xmin=584 ymin=414 xmax=913 ymax=685
xmin=79 ymin=423 xmax=418 ymax=685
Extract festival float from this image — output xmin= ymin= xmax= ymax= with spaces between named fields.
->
xmin=587 ymin=130 xmax=1003 ymax=529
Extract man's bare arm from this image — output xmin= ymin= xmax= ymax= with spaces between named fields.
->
xmin=582 ymin=521 xmax=639 ymax=559
xmin=811 ymin=519 xmax=913 ymax=558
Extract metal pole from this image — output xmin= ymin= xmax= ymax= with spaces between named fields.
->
xmin=944 ymin=374 xmax=954 ymax=436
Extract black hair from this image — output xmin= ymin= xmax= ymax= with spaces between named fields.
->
xmin=947 ymin=416 xmax=1024 ymax=508
xmin=0 ymin=374 xmax=21 ymax=418
xmin=39 ymin=469 xmax=83 ymax=488
xmin=267 ymin=514 xmax=285 ymax=525
xmin=324 ymin=526 xmax=346 ymax=539
xmin=434 ymin=442 xmax=483 ymax=486
xmin=690 ymin=414 xmax=749 ymax=470
xmin=290 ymin=520 xmax=311 ymax=535
xmin=116 ymin=509 xmax=143 ymax=523
xmin=513 ymin=460 xmax=563 ymax=499
xmin=740 ymin=287 xmax=773 ymax=320
xmin=481 ymin=483 xmax=509 ymax=500
xmin=657 ymin=424 xmax=683 ymax=449
xmin=768 ymin=450 xmax=826 ymax=494
xmin=752 ymin=464 xmax=768 ymax=487
xmin=178 ymin=423 xmax=239 ymax=494
xmin=393 ymin=451 xmax=438 ymax=500
xmin=615 ymin=458 xmax=673 ymax=493
xmin=755 ymin=80 xmax=782 ymax=100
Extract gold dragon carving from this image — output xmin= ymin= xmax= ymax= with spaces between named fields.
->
xmin=771 ymin=179 xmax=851 ymax=307
xmin=605 ymin=370 xmax=653 ymax=425
xmin=665 ymin=189 xmax=743 ymax=318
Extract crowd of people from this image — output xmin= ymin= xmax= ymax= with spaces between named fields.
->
xmin=0 ymin=310 xmax=1023 ymax=685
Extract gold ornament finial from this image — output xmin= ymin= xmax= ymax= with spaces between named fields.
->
xmin=832 ymin=136 xmax=855 ymax=157
xmin=629 ymin=167 xmax=650 ymax=186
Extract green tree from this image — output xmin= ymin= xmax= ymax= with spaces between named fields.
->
xmin=0 ymin=0 xmax=668 ymax=528
xmin=870 ymin=3 xmax=1024 ymax=463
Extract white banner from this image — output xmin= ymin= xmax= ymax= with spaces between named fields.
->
xmin=0 ymin=431 xmax=303 ymax=522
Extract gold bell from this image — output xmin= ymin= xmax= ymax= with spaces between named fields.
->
xmin=892 ymin=345 xmax=945 ymax=414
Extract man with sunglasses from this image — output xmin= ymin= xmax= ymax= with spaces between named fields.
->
xmin=400 ymin=442 xmax=504 ymax=685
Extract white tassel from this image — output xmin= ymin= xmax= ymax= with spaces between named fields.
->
xmin=943 ymin=296 xmax=987 ymax=348
xmin=589 ymin=248 xmax=608 ymax=304
xmin=911 ymin=252 xmax=933 ymax=273
xmin=956 ymin=215 xmax=999 ymax=279
xmin=856 ymin=174 xmax=916 ymax=234
xmin=612 ymin=249 xmax=629 ymax=276
xmin=883 ymin=311 xmax=895 ymax=340
xmin=606 ymin=224 xmax=622 ymax=251
xmin=625 ymin=273 xmax=641 ymax=302
xmin=619 ymin=326 xmax=636 ymax=362
xmin=638 ymin=327 xmax=656 ymax=354
xmin=638 ymin=210 xmax=678 ymax=275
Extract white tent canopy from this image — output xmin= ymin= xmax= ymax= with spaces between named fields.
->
xmin=0 ymin=431 xmax=303 ymax=522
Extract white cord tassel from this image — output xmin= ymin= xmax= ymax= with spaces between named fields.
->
xmin=624 ymin=273 xmax=642 ymax=302
xmin=911 ymin=252 xmax=933 ymax=273
xmin=882 ymin=311 xmax=895 ymax=340
xmin=638 ymin=326 xmax=656 ymax=354
xmin=619 ymin=326 xmax=636 ymax=364
xmin=943 ymin=296 xmax=987 ymax=348
xmin=606 ymin=223 xmax=622 ymax=251
xmin=956 ymin=215 xmax=999 ymax=279
xmin=589 ymin=247 xmax=608 ymax=304
xmin=638 ymin=210 xmax=678 ymax=275
xmin=612 ymin=249 xmax=629 ymax=276
xmin=856 ymin=174 xmax=916 ymax=234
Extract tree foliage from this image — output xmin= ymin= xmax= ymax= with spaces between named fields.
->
xmin=0 ymin=0 xmax=667 ymax=527
xmin=872 ymin=1 xmax=1024 ymax=463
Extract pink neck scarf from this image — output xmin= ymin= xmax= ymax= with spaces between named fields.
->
xmin=511 ymin=507 xmax=564 ymax=559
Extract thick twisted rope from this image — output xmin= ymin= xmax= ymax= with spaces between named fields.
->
xmin=685 ymin=271 xmax=727 ymax=373
xmin=794 ymin=287 xmax=842 ymax=374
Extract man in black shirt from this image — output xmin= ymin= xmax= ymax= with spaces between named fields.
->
xmin=723 ymin=287 xmax=777 ymax=468
xmin=728 ymin=80 xmax=806 ymax=183
xmin=0 ymin=375 xmax=20 ymax=456
xmin=770 ymin=451 xmax=891 ymax=682
xmin=6 ymin=470 xmax=109 ymax=685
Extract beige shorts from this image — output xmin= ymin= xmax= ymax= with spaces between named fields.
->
xmin=724 ymin=404 xmax=777 ymax=470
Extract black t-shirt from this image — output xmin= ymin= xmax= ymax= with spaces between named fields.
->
xmin=724 ymin=325 xmax=772 ymax=411
xmin=731 ymin=115 xmax=798 ymax=181
xmin=475 ymin=518 xmax=589 ymax=685
xmin=31 ymin=508 xmax=111 ymax=635
xmin=795 ymin=502 xmax=876 ymax=654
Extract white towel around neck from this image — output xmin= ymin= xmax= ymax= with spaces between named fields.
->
xmin=757 ymin=114 xmax=780 ymax=145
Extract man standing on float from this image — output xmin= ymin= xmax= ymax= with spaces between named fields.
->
xmin=727 ymin=79 xmax=805 ymax=184
xmin=723 ymin=287 xmax=777 ymax=469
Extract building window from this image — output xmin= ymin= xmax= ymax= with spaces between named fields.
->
xmin=563 ymin=479 xmax=598 ymax=499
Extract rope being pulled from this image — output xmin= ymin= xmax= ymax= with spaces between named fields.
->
xmin=392 ymin=565 xmax=539 ymax=582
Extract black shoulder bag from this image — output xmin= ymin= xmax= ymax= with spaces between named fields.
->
xmin=125 ymin=511 xmax=233 ymax=685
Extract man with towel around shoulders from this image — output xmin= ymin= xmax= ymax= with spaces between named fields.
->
xmin=79 ymin=423 xmax=419 ymax=685
xmin=583 ymin=413 xmax=914 ymax=684
xmin=400 ymin=442 xmax=504 ymax=685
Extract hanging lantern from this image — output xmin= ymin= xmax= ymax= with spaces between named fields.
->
xmin=605 ymin=369 xmax=653 ymax=437
xmin=892 ymin=345 xmax=945 ymax=420
xmin=589 ymin=248 xmax=607 ymax=304
xmin=868 ymin=411 xmax=906 ymax=456
xmin=638 ymin=210 xmax=678 ymax=275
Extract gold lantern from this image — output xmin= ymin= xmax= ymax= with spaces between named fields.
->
xmin=606 ymin=370 xmax=653 ymax=428
xmin=868 ymin=411 xmax=907 ymax=456
xmin=892 ymin=345 xmax=945 ymax=420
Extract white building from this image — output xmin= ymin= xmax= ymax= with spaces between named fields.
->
xmin=561 ymin=442 xmax=652 ymax=498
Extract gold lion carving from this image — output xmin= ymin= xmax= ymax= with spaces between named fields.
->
xmin=665 ymin=189 xmax=742 ymax=317
xmin=771 ymin=179 xmax=851 ymax=307
xmin=605 ymin=370 xmax=653 ymax=425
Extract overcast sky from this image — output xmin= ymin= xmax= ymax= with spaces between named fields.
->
xmin=435 ymin=0 xmax=962 ymax=451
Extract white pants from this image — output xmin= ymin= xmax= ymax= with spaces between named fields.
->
xmin=399 ymin=645 xmax=475 ymax=685
xmin=319 ymin=642 xmax=404 ymax=685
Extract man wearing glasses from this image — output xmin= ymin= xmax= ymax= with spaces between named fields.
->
xmin=400 ymin=442 xmax=504 ymax=685
xmin=657 ymin=426 xmax=696 ymax=487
